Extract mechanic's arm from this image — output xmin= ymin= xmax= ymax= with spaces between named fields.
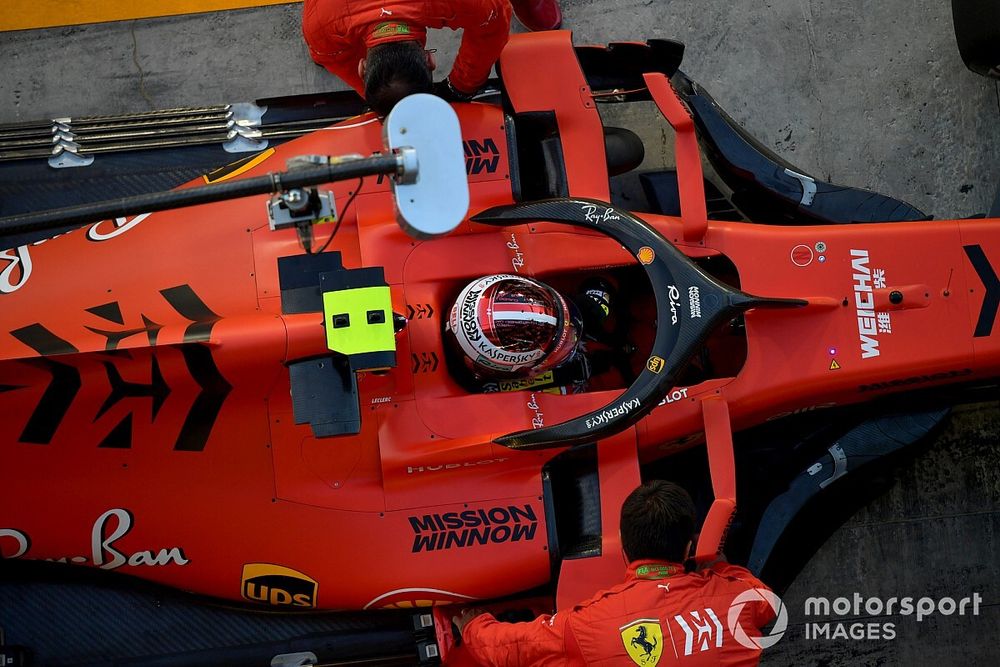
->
xmin=710 ymin=562 xmax=778 ymax=628
xmin=457 ymin=608 xmax=570 ymax=666
xmin=446 ymin=0 xmax=512 ymax=95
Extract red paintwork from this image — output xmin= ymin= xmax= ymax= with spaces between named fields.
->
xmin=2 ymin=31 xmax=1000 ymax=613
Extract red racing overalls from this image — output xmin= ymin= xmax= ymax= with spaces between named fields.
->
xmin=302 ymin=0 xmax=512 ymax=95
xmin=463 ymin=560 xmax=777 ymax=666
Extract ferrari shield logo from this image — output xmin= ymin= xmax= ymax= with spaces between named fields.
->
xmin=621 ymin=618 xmax=663 ymax=666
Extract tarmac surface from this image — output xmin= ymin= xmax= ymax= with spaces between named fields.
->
xmin=2 ymin=1 xmax=999 ymax=664
xmin=2 ymin=1 xmax=998 ymax=218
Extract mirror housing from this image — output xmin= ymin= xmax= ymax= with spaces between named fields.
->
xmin=384 ymin=94 xmax=469 ymax=239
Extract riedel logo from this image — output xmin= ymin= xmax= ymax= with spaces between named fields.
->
xmin=728 ymin=588 xmax=788 ymax=649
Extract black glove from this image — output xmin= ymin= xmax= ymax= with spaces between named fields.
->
xmin=435 ymin=76 xmax=476 ymax=102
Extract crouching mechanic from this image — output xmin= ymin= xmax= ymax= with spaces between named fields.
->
xmin=302 ymin=0 xmax=562 ymax=117
xmin=455 ymin=481 xmax=778 ymax=665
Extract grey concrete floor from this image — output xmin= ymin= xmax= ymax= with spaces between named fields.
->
xmin=2 ymin=1 xmax=1000 ymax=664
xmin=766 ymin=401 xmax=1000 ymax=665
xmin=1 ymin=0 xmax=999 ymax=218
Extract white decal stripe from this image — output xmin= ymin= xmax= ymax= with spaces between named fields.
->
xmin=492 ymin=312 xmax=558 ymax=325
xmin=705 ymin=607 xmax=724 ymax=648
xmin=664 ymin=611 xmax=681 ymax=659
xmin=317 ymin=118 xmax=380 ymax=130
xmin=675 ymin=614 xmax=694 ymax=656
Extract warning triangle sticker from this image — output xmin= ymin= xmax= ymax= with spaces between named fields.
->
xmin=829 ymin=359 xmax=841 ymax=370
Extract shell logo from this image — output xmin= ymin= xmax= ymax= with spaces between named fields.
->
xmin=637 ymin=247 xmax=656 ymax=265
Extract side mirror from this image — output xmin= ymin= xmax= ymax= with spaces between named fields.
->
xmin=384 ymin=94 xmax=469 ymax=239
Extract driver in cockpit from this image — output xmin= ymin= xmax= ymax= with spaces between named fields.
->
xmin=445 ymin=274 xmax=616 ymax=393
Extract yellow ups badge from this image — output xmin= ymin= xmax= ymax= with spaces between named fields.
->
xmin=241 ymin=563 xmax=318 ymax=608
xmin=646 ymin=356 xmax=665 ymax=374
xmin=621 ymin=618 xmax=663 ymax=666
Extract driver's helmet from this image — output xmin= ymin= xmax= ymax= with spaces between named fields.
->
xmin=447 ymin=274 xmax=581 ymax=377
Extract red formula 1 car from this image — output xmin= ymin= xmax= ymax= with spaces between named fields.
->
xmin=1 ymin=30 xmax=998 ymax=663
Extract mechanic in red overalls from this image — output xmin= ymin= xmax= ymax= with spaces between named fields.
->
xmin=302 ymin=0 xmax=562 ymax=116
xmin=455 ymin=481 xmax=778 ymax=665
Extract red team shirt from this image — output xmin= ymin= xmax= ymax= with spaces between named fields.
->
xmin=464 ymin=560 xmax=776 ymax=666
xmin=302 ymin=0 xmax=512 ymax=95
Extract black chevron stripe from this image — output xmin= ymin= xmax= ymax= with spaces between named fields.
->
xmin=963 ymin=244 xmax=1000 ymax=338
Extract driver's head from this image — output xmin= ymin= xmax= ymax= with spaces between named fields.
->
xmin=620 ymin=481 xmax=696 ymax=563
xmin=447 ymin=274 xmax=581 ymax=378
xmin=363 ymin=41 xmax=434 ymax=117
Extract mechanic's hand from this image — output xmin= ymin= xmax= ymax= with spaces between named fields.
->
xmin=436 ymin=76 xmax=476 ymax=103
xmin=453 ymin=606 xmax=488 ymax=637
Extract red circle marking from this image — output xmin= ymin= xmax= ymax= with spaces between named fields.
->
xmin=790 ymin=244 xmax=814 ymax=267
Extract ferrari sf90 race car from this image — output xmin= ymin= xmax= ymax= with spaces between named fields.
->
xmin=1 ymin=30 xmax=998 ymax=664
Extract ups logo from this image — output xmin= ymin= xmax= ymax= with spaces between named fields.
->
xmin=241 ymin=563 xmax=318 ymax=608
xmin=646 ymin=356 xmax=665 ymax=374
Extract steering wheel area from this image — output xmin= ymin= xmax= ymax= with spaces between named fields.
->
xmin=471 ymin=198 xmax=804 ymax=450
